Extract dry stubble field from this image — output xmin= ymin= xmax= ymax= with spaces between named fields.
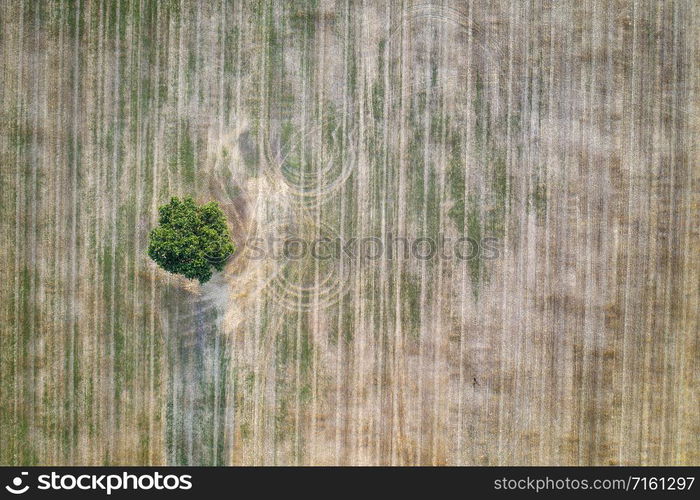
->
xmin=0 ymin=0 xmax=698 ymax=465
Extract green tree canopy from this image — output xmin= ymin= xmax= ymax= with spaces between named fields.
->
xmin=148 ymin=197 xmax=235 ymax=284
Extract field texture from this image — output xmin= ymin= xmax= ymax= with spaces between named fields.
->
xmin=0 ymin=0 xmax=698 ymax=465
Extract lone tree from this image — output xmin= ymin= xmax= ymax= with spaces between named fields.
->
xmin=148 ymin=196 xmax=235 ymax=284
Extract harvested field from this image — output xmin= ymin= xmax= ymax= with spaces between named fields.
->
xmin=0 ymin=0 xmax=698 ymax=465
